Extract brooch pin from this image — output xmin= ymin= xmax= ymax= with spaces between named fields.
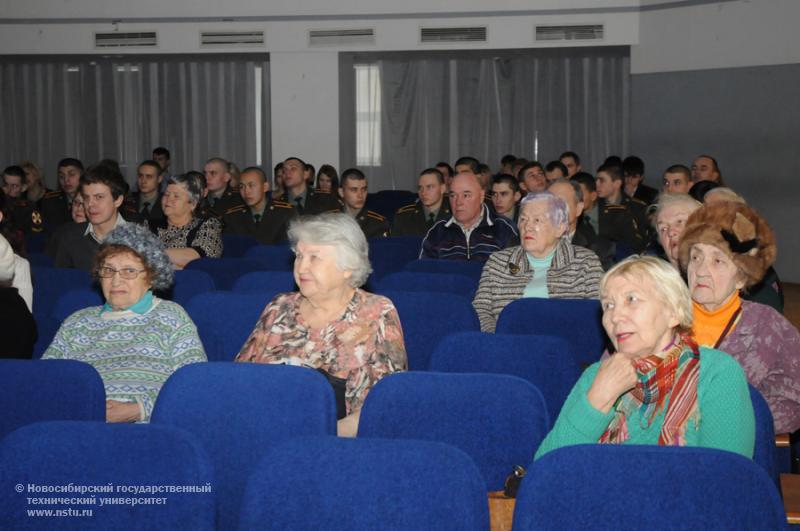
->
xmin=508 ymin=263 xmax=519 ymax=275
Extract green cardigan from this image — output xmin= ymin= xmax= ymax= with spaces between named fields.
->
xmin=535 ymin=347 xmax=755 ymax=460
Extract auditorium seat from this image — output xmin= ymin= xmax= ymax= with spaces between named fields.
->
xmin=513 ymin=444 xmax=787 ymax=530
xmin=243 ymin=244 xmax=294 ymax=271
xmin=221 ymin=234 xmax=260 ymax=258
xmin=151 ymin=363 xmax=335 ymax=531
xmin=51 ymin=288 xmax=103 ymax=322
xmin=0 ymin=421 xmax=215 ymax=531
xmin=31 ymin=267 xmax=93 ymax=320
xmin=749 ymin=385 xmax=780 ymax=486
xmin=0 ymin=359 xmax=105 ymax=440
xmin=184 ymin=258 xmax=266 ymax=291
xmin=404 ymin=258 xmax=485 ymax=280
xmin=358 ymin=372 xmax=549 ymax=490
xmin=162 ymin=269 xmax=216 ymax=306
xmin=184 ymin=292 xmax=271 ymax=361
xmin=496 ymin=298 xmax=607 ymax=367
xmin=239 ymin=436 xmax=488 ymax=531
xmin=377 ymin=271 xmax=478 ymax=299
xmin=231 ymin=271 xmax=296 ymax=294
xmin=377 ymin=290 xmax=480 ymax=370
xmin=429 ymin=332 xmax=580 ymax=425
xmin=26 ymin=252 xmax=53 ymax=267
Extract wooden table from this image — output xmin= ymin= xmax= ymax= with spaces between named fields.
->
xmin=783 ymin=474 xmax=800 ymax=525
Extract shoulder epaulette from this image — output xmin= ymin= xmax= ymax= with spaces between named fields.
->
xmin=270 ymin=200 xmax=294 ymax=209
xmin=605 ymin=204 xmax=627 ymax=211
xmin=629 ymin=197 xmax=647 ymax=206
xmin=396 ymin=203 xmax=418 ymax=213
xmin=313 ymin=188 xmax=333 ymax=195
xmin=366 ymin=210 xmax=387 ymax=221
xmin=225 ymin=205 xmax=247 ymax=215
xmin=43 ymin=190 xmax=63 ymax=199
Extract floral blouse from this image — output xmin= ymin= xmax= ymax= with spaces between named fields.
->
xmin=150 ymin=216 xmax=223 ymax=258
xmin=236 ymin=289 xmax=407 ymax=415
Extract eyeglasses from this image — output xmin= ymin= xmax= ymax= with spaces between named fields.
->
xmin=96 ymin=266 xmax=146 ymax=279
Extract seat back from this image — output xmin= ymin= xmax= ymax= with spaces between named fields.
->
xmin=358 ymin=372 xmax=549 ymax=490
xmin=151 ymin=363 xmax=335 ymax=531
xmin=0 ymin=359 xmax=105 ymax=439
xmin=52 ymin=288 xmax=104 ymax=322
xmin=514 ymin=444 xmax=787 ymax=530
xmin=0 ymin=421 xmax=215 ymax=531
xmin=184 ymin=292 xmax=273 ymax=361
xmin=376 ymin=290 xmax=480 ymax=370
xmin=232 ymin=271 xmax=296 ymax=294
xmin=367 ymin=240 xmax=420 ymax=279
xmin=239 ymin=436 xmax=488 ymax=531
xmin=749 ymin=385 xmax=779 ymax=486
xmin=168 ymin=269 xmax=216 ymax=305
xmin=429 ymin=332 xmax=581 ymax=424
xmin=404 ymin=258 xmax=485 ymax=280
xmin=378 ymin=271 xmax=478 ymax=299
xmin=184 ymin=258 xmax=266 ymax=291
xmin=31 ymin=267 xmax=94 ymax=319
xmin=496 ymin=298 xmax=607 ymax=366
xmin=221 ymin=234 xmax=260 ymax=258
xmin=243 ymin=244 xmax=294 ymax=271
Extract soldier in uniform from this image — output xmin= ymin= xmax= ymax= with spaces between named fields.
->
xmin=201 ymin=157 xmax=245 ymax=218
xmin=623 ymin=155 xmax=659 ymax=206
xmin=3 ymin=166 xmax=43 ymax=234
xmin=393 ymin=168 xmax=451 ymax=237
xmin=125 ymin=160 xmax=165 ymax=223
xmin=339 ymin=168 xmax=389 ymax=238
xmin=223 ymin=166 xmax=296 ymax=245
xmin=594 ymin=163 xmax=647 ymax=253
xmin=490 ymin=174 xmax=522 ymax=224
xmin=281 ymin=156 xmax=341 ymax=215
xmin=40 ymin=158 xmax=84 ymax=231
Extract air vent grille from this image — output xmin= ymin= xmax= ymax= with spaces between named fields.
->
xmin=309 ymin=29 xmax=375 ymax=46
xmin=94 ymin=31 xmax=157 ymax=48
xmin=421 ymin=26 xmax=487 ymax=43
xmin=201 ymin=31 xmax=264 ymax=48
xmin=535 ymin=24 xmax=604 ymax=41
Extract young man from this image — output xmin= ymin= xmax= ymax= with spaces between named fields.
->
xmin=223 ymin=166 xmax=295 ymax=244
xmin=594 ymin=163 xmax=647 ymax=252
xmin=127 ymin=160 xmax=164 ymax=222
xmin=338 ymin=168 xmax=389 ymax=238
xmin=544 ymin=160 xmax=568 ymax=183
xmin=393 ymin=168 xmax=451 ymax=237
xmin=52 ymin=165 xmax=130 ymax=270
xmin=3 ymin=166 xmax=43 ymax=234
xmin=490 ymin=174 xmax=521 ymax=223
xmin=519 ymin=161 xmax=547 ymax=194
xmin=201 ymin=157 xmax=244 ymax=218
xmin=281 ymin=156 xmax=341 ymax=215
xmin=421 ymin=171 xmax=518 ymax=261
xmin=559 ymin=151 xmax=582 ymax=178
xmin=622 ymin=156 xmax=658 ymax=205
xmin=663 ymin=164 xmax=692 ymax=194
xmin=691 ymin=155 xmax=723 ymax=184
xmin=40 ymin=158 xmax=84 ymax=230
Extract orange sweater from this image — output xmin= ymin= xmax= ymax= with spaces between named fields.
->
xmin=692 ymin=292 xmax=741 ymax=348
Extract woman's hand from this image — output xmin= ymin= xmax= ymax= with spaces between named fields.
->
xmin=586 ymin=354 xmax=638 ymax=414
xmin=106 ymin=400 xmax=142 ymax=423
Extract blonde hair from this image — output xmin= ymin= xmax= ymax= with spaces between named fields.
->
xmin=600 ymin=255 xmax=693 ymax=333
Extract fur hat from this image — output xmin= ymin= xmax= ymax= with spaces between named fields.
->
xmin=678 ymin=202 xmax=776 ymax=288
xmin=103 ymin=223 xmax=174 ymax=290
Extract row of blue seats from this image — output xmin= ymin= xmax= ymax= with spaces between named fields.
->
xmin=0 ymin=360 xmax=786 ymax=530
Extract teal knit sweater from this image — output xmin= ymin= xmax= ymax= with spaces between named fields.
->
xmin=535 ymin=347 xmax=755 ymax=460
xmin=42 ymin=298 xmax=206 ymax=421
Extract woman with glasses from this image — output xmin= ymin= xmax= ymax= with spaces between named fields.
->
xmin=43 ymin=224 xmax=206 ymax=423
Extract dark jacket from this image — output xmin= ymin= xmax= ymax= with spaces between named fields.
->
xmin=420 ymin=206 xmax=519 ymax=261
xmin=346 ymin=206 xmax=390 ymax=238
xmin=392 ymin=200 xmax=451 ymax=237
xmin=222 ymin=198 xmax=296 ymax=245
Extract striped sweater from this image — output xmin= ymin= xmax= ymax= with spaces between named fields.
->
xmin=472 ymin=240 xmax=603 ymax=332
xmin=42 ymin=298 xmax=206 ymax=421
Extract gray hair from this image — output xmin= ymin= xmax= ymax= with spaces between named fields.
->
xmin=548 ymin=177 xmax=584 ymax=203
xmin=102 ymin=223 xmax=174 ymax=290
xmin=520 ymin=191 xmax=569 ymax=230
xmin=651 ymin=193 xmax=701 ymax=229
xmin=287 ymin=213 xmax=373 ymax=288
xmin=166 ymin=173 xmax=203 ymax=206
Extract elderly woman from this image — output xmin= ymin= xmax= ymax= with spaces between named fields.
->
xmin=43 ymin=224 xmax=207 ymax=422
xmin=472 ymin=192 xmax=603 ymax=333
xmin=652 ymin=193 xmax=702 ymax=267
xmin=236 ymin=213 xmax=407 ymax=437
xmin=680 ymin=202 xmax=800 ymax=434
xmin=535 ymin=256 xmax=754 ymax=460
xmin=149 ymin=173 xmax=223 ymax=269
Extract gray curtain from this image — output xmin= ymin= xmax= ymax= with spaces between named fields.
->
xmin=341 ymin=47 xmax=630 ymax=191
xmin=0 ymin=54 xmax=270 ymax=189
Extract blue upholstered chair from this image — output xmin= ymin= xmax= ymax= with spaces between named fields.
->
xmin=513 ymin=444 xmax=787 ymax=530
xmin=184 ymin=258 xmax=267 ymax=291
xmin=184 ymin=292 xmax=272 ymax=361
xmin=51 ymin=288 xmax=104 ymax=322
xmin=243 ymin=244 xmax=294 ymax=271
xmin=151 ymin=363 xmax=336 ymax=531
xmin=238 ymin=436 xmax=488 ymax=531
xmin=358 ymin=372 xmax=549 ymax=490
xmin=376 ymin=290 xmax=480 ymax=370
xmin=367 ymin=239 xmax=420 ymax=279
xmin=404 ymin=258 xmax=485 ymax=280
xmin=231 ymin=270 xmax=296 ymax=294
xmin=221 ymin=234 xmax=260 ymax=258
xmin=0 ymin=360 xmax=105 ymax=440
xmin=496 ymin=298 xmax=607 ymax=367
xmin=377 ymin=271 xmax=478 ymax=299
xmin=429 ymin=332 xmax=581 ymax=425
xmin=749 ymin=385 xmax=780 ymax=486
xmin=0 ymin=421 xmax=215 ymax=531
xmin=168 ymin=269 xmax=216 ymax=306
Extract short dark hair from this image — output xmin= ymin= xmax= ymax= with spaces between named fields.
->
xmin=545 ymin=160 xmax=568 ymax=176
xmin=454 ymin=156 xmax=479 ymax=173
xmin=492 ymin=173 xmax=519 ymax=192
xmin=476 ymin=163 xmax=491 ymax=175
xmin=500 ymin=154 xmax=517 ymax=166
xmin=571 ymin=172 xmax=596 ymax=193
xmin=688 ymin=180 xmax=721 ymax=202
xmin=622 ymin=156 xmax=645 ymax=176
xmin=305 ymin=163 xmax=315 ymax=174
xmin=664 ymin=164 xmax=691 ymax=179
xmin=596 ymin=163 xmax=624 ymax=182
xmin=152 ymin=147 xmax=170 ymax=159
xmin=340 ymin=167 xmax=366 ymax=187
xmin=435 ymin=162 xmax=454 ymax=178
xmin=518 ymin=161 xmax=544 ymax=181
xmin=420 ymin=168 xmax=444 ymax=184
xmin=274 ymin=162 xmax=284 ymax=173
xmin=2 ymin=165 xmax=26 ymax=181
xmin=603 ymin=155 xmax=623 ymax=167
xmin=559 ymin=151 xmax=581 ymax=164
xmin=80 ymin=164 xmax=128 ymax=199
xmin=58 ymin=158 xmax=84 ymax=172
xmin=138 ymin=159 xmax=161 ymax=174
xmin=97 ymin=159 xmax=122 ymax=175
xmin=241 ymin=166 xmax=268 ymax=183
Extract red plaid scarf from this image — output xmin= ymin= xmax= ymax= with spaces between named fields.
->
xmin=599 ymin=335 xmax=700 ymax=446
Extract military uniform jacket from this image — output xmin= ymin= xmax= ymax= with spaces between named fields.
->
xmin=632 ymin=183 xmax=659 ymax=206
xmin=346 ymin=206 xmax=390 ymax=238
xmin=573 ymin=216 xmax=615 ymax=270
xmin=597 ymin=197 xmax=646 ymax=253
xmin=39 ymin=190 xmax=72 ymax=231
xmin=203 ymin=185 xmax=245 ymax=219
xmin=125 ymin=192 xmax=165 ymax=223
xmin=392 ymin=201 xmax=452 ymax=237
xmin=420 ymin=206 xmax=520 ymax=262
xmin=223 ymin=198 xmax=296 ymax=245
xmin=9 ymin=198 xmax=44 ymax=234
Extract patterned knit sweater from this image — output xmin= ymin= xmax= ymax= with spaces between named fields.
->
xmin=42 ymin=298 xmax=206 ymax=421
xmin=472 ymin=240 xmax=603 ymax=333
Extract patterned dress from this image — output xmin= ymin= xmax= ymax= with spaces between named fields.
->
xmin=149 ymin=216 xmax=223 ymax=258
xmin=236 ymin=289 xmax=407 ymax=415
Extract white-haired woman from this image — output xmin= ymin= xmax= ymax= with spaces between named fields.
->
xmin=535 ymin=256 xmax=754 ymax=460
xmin=236 ymin=213 xmax=407 ymax=437
xmin=149 ymin=173 xmax=223 ymax=269
xmin=472 ymin=191 xmax=603 ymax=333
xmin=652 ymin=193 xmax=702 ymax=268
